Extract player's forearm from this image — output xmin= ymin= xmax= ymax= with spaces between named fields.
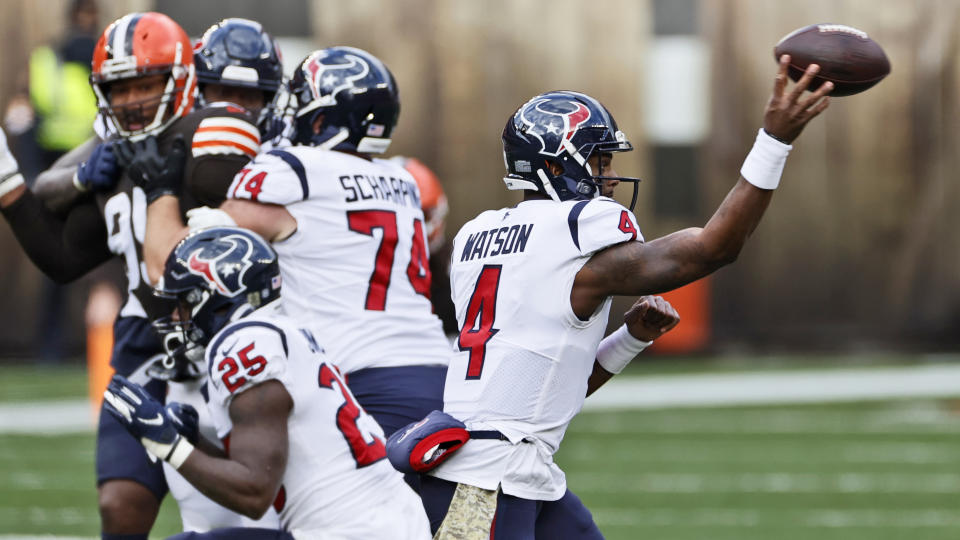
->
xmin=698 ymin=177 xmax=774 ymax=266
xmin=585 ymin=361 xmax=615 ymax=397
xmin=32 ymin=137 xmax=98 ymax=214
xmin=176 ymin=450 xmax=280 ymax=520
xmin=33 ymin=165 xmax=84 ymax=214
xmin=145 ymin=195 xmax=189 ymax=284
xmin=1 ymin=189 xmax=108 ymax=282
xmin=221 ymin=199 xmax=298 ymax=242
xmin=193 ymin=433 xmax=228 ymax=459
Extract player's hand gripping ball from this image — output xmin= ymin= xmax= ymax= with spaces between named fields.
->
xmin=774 ymin=23 xmax=890 ymax=96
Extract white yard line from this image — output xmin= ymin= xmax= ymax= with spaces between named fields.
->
xmin=584 ymin=363 xmax=960 ymax=411
xmin=0 ymin=401 xmax=95 ymax=434
xmin=2 ymin=363 xmax=960 ymax=434
xmin=0 ymin=537 xmax=92 ymax=540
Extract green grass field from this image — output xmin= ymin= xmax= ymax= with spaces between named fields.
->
xmin=1 ymin=361 xmax=960 ymax=539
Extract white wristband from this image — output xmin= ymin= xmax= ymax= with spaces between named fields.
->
xmin=740 ymin=128 xmax=792 ymax=190
xmin=142 ymin=435 xmax=194 ymax=469
xmin=596 ymin=325 xmax=653 ymax=375
xmin=166 ymin=438 xmax=195 ymax=469
xmin=0 ymin=172 xmax=25 ymax=198
xmin=72 ymin=171 xmax=89 ymax=192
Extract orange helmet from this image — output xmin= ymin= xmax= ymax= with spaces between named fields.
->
xmin=90 ymin=12 xmax=196 ymax=140
xmin=394 ymin=156 xmax=448 ymax=252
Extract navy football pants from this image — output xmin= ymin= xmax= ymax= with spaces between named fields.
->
xmin=420 ymin=475 xmax=604 ymax=539
xmin=95 ymin=316 xmax=168 ymax=500
xmin=346 ymin=364 xmax=447 ymax=491
xmin=346 ymin=364 xmax=448 ymax=437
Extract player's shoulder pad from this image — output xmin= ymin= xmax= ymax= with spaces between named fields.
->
xmin=227 ymin=147 xmax=311 ymax=204
xmin=567 ymin=197 xmax=642 ymax=255
xmin=452 ymin=209 xmax=501 ymax=244
xmin=205 ymin=319 xmax=289 ymax=392
xmin=181 ymin=105 xmax=261 ymax=160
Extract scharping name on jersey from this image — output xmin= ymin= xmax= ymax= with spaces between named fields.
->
xmin=338 ymin=174 xmax=421 ymax=209
xmin=459 ymin=223 xmax=534 ymax=262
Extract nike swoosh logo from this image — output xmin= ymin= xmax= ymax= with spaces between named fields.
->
xmin=139 ymin=413 xmax=165 ymax=426
xmin=396 ymin=417 xmax=430 ymax=443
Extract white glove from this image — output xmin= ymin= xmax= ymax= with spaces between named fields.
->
xmin=0 ymin=128 xmax=24 ymax=198
xmin=186 ymin=206 xmax=237 ymax=231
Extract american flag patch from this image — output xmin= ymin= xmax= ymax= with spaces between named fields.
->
xmin=192 ymin=117 xmax=261 ymax=159
xmin=271 ymin=275 xmax=282 ymax=289
xmin=366 ymin=124 xmax=385 ymax=136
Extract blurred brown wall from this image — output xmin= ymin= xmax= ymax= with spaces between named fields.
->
xmin=702 ymin=0 xmax=960 ymax=349
xmin=0 ymin=0 xmax=957 ymax=358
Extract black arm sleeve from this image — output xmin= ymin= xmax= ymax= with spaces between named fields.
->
xmin=32 ymin=137 xmax=98 ymax=215
xmin=184 ymin=154 xmax=250 ymax=209
xmin=1 ymin=190 xmax=111 ymax=283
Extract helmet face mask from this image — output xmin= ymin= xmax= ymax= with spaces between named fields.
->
xmin=288 ymin=47 xmax=400 ymax=154
xmin=502 ymin=91 xmax=641 ymax=210
xmin=99 ymin=75 xmax=170 ymax=134
xmin=90 ymin=12 xmax=196 ymax=141
xmin=154 ymin=228 xmax=282 ymax=360
xmin=147 ymin=314 xmax=206 ymax=382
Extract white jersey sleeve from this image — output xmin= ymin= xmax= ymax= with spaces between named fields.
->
xmin=205 ymin=320 xmax=291 ymax=439
xmin=571 ymin=197 xmax=643 ymax=256
xmin=225 ymin=149 xmax=309 ymax=206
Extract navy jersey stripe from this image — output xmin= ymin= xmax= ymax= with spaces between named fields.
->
xmin=567 ymin=200 xmax=590 ymax=251
xmin=206 ymin=320 xmax=289 ymax=380
xmin=267 ymin=150 xmax=309 ymax=200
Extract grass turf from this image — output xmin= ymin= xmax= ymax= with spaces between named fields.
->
xmin=2 ymin=363 xmax=960 ymax=538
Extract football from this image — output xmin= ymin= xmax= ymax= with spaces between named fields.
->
xmin=773 ymin=23 xmax=891 ymax=96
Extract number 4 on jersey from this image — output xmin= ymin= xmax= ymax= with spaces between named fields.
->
xmin=457 ymin=265 xmax=502 ymax=380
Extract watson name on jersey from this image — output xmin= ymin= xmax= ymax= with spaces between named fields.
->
xmin=434 ymin=197 xmax=642 ymax=501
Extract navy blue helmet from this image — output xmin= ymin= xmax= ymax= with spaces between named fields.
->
xmin=502 ymin=91 xmax=641 ymax=209
xmin=154 ymin=227 xmax=282 ymax=353
xmin=288 ymin=46 xmax=399 ymax=154
xmin=194 ymin=18 xmax=284 ymax=129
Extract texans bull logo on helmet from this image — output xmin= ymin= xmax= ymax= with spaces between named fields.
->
xmin=301 ymin=51 xmax=371 ymax=106
xmin=186 ymin=233 xmax=256 ymax=297
xmin=518 ymin=99 xmax=592 ymax=157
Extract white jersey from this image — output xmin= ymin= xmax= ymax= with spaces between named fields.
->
xmin=205 ymin=303 xmax=430 ymax=539
xmin=433 ymin=198 xmax=642 ymax=500
xmin=163 ymin=379 xmax=280 ymax=532
xmin=225 ymin=147 xmax=450 ymax=373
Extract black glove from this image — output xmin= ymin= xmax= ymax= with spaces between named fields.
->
xmin=115 ymin=134 xmax=186 ymax=204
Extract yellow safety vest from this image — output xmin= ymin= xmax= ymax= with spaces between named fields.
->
xmin=29 ymin=45 xmax=97 ymax=151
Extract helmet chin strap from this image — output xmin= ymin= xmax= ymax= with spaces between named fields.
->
xmin=535 ymin=169 xmax=561 ymax=202
xmin=560 ymin=138 xmax=591 ymax=174
xmin=318 ymin=127 xmax=350 ymax=151
xmin=229 ymin=303 xmax=255 ymax=323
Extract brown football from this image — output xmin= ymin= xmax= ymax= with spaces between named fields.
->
xmin=773 ymin=23 xmax=891 ymax=97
